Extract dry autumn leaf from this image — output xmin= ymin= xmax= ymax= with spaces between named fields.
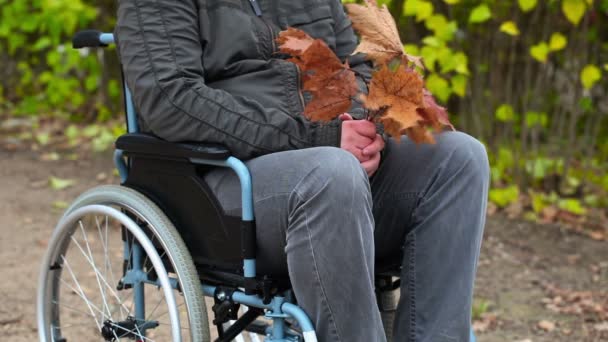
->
xmin=345 ymin=0 xmax=423 ymax=68
xmin=277 ymin=28 xmax=358 ymax=121
xmin=363 ymin=64 xmax=426 ymax=140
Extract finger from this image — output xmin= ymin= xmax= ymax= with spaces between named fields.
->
xmin=362 ymin=134 xmax=385 ymax=156
xmin=347 ymin=147 xmax=371 ymax=163
xmin=353 ymin=120 xmax=377 ymax=138
xmin=361 ymin=152 xmax=381 ymax=176
xmin=339 ymin=113 xmax=353 ymax=121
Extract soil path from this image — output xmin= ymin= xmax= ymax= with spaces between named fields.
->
xmin=0 ymin=149 xmax=606 ymax=341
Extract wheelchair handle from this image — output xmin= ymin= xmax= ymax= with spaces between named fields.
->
xmin=72 ymin=30 xmax=114 ymax=49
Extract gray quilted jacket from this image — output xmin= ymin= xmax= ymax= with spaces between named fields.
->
xmin=115 ymin=0 xmax=372 ymax=159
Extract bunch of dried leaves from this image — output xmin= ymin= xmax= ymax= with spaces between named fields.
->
xmin=277 ymin=0 xmax=453 ymax=143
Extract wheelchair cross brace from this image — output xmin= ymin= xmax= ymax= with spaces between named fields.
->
xmin=203 ymin=285 xmax=317 ymax=342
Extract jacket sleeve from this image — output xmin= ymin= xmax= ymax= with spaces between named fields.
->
xmin=115 ymin=0 xmax=341 ymax=160
xmin=330 ymin=0 xmax=374 ymax=120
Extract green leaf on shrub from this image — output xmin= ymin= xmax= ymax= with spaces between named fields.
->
xmin=489 ymin=185 xmax=520 ymax=208
xmin=424 ymin=14 xmax=457 ymax=42
xmin=581 ymin=64 xmax=601 ymax=89
xmin=558 ymin=198 xmax=586 ymax=215
xmin=469 ymin=4 xmax=492 ymax=23
xmin=85 ymin=75 xmax=98 ymax=92
xmin=496 ymin=104 xmax=516 ymax=122
xmin=530 ymin=191 xmax=547 ymax=213
xmin=420 ymin=46 xmax=438 ymax=71
xmin=530 ymin=42 xmax=549 ymax=63
xmin=425 ymin=73 xmax=451 ymax=102
xmin=499 ymin=21 xmax=520 ymax=36
xmin=417 ymin=1 xmax=435 ymax=22
xmin=33 ymin=37 xmax=51 ymax=51
xmin=525 ymin=111 xmax=548 ymax=127
xmin=404 ymin=0 xmax=434 ymax=22
xmin=422 ymin=36 xmax=441 ymax=47
xmin=549 ymin=33 xmax=568 ymax=51
xmin=403 ymin=44 xmax=420 ymax=57
xmin=562 ymin=0 xmax=587 ymax=26
xmin=451 ymin=74 xmax=467 ymax=97
xmin=578 ymin=97 xmax=593 ymax=111
xmin=518 ymin=0 xmax=538 ymax=12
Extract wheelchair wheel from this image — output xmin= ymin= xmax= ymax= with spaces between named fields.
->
xmin=37 ymin=185 xmax=210 ymax=342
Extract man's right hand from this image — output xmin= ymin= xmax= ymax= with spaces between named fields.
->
xmin=340 ymin=114 xmax=383 ymax=176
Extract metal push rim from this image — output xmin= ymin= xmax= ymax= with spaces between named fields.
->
xmin=37 ymin=204 xmax=182 ymax=342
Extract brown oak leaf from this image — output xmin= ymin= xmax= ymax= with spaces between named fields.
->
xmin=345 ymin=0 xmax=424 ymax=68
xmin=363 ymin=64 xmax=426 ymax=140
xmin=277 ymin=28 xmax=357 ymax=121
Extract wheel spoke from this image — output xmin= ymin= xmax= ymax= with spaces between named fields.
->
xmin=146 ymin=296 xmax=165 ymax=322
xmin=79 ymin=220 xmax=112 ymax=322
xmin=96 ymin=215 xmax=119 ymax=307
xmin=57 ymin=273 xmax=106 ymax=319
xmin=53 ymin=299 xmax=99 ymax=318
xmin=59 ymin=256 xmax=102 ymax=331
xmin=69 ymin=233 xmax=131 ymax=316
xmin=107 ymin=321 xmax=156 ymax=342
xmin=153 ymin=301 xmax=186 ymax=320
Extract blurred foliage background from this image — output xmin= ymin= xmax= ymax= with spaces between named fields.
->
xmin=0 ymin=0 xmax=606 ymax=231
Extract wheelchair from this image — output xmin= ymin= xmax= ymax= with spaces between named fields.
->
xmin=36 ymin=30 xmax=477 ymax=342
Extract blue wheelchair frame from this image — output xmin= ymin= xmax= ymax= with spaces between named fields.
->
xmin=98 ymin=31 xmax=476 ymax=342
xmin=101 ymin=32 xmax=315 ymax=342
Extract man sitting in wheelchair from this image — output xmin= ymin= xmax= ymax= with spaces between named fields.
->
xmin=38 ymin=1 xmax=488 ymax=341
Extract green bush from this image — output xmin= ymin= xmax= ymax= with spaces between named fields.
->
xmin=0 ymin=0 xmax=118 ymax=120
xmin=1 ymin=0 xmax=607 ymax=216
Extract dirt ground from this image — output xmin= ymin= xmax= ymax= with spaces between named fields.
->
xmin=0 ymin=148 xmax=606 ymax=341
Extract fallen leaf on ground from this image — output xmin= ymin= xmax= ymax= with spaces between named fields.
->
xmin=96 ymin=172 xmax=108 ymax=181
xmin=52 ymin=201 xmax=69 ymax=209
xmin=472 ymin=313 xmax=498 ymax=333
xmin=49 ymin=176 xmax=76 ymax=191
xmin=595 ymin=322 xmax=608 ymax=331
xmin=538 ymin=320 xmax=556 ymax=332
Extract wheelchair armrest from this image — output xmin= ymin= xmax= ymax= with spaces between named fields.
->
xmin=115 ymin=133 xmax=232 ymax=160
xmin=72 ymin=30 xmax=113 ymax=48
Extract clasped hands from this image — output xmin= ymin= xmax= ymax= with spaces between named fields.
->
xmin=339 ymin=113 xmax=385 ymax=177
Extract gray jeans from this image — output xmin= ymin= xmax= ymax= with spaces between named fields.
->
xmin=204 ymin=131 xmax=489 ymax=342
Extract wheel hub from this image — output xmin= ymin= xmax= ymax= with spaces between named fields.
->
xmin=100 ymin=316 xmax=145 ymax=341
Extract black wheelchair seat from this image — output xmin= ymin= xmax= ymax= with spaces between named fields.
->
xmin=116 ymin=133 xmax=291 ymax=292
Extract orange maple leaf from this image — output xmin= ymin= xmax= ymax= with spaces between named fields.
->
xmin=277 ymin=28 xmax=358 ymax=121
xmin=363 ymin=65 xmax=427 ymax=140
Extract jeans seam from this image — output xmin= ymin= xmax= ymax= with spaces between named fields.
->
xmin=294 ymin=190 xmax=343 ymax=341
xmin=407 ymin=231 xmax=417 ymax=342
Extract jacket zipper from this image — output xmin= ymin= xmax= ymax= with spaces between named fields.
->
xmin=249 ymin=0 xmax=300 ymax=111
xmin=249 ymin=0 xmax=276 ymax=53
xmin=263 ymin=19 xmax=277 ymax=53
xmin=294 ymin=64 xmax=306 ymax=113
